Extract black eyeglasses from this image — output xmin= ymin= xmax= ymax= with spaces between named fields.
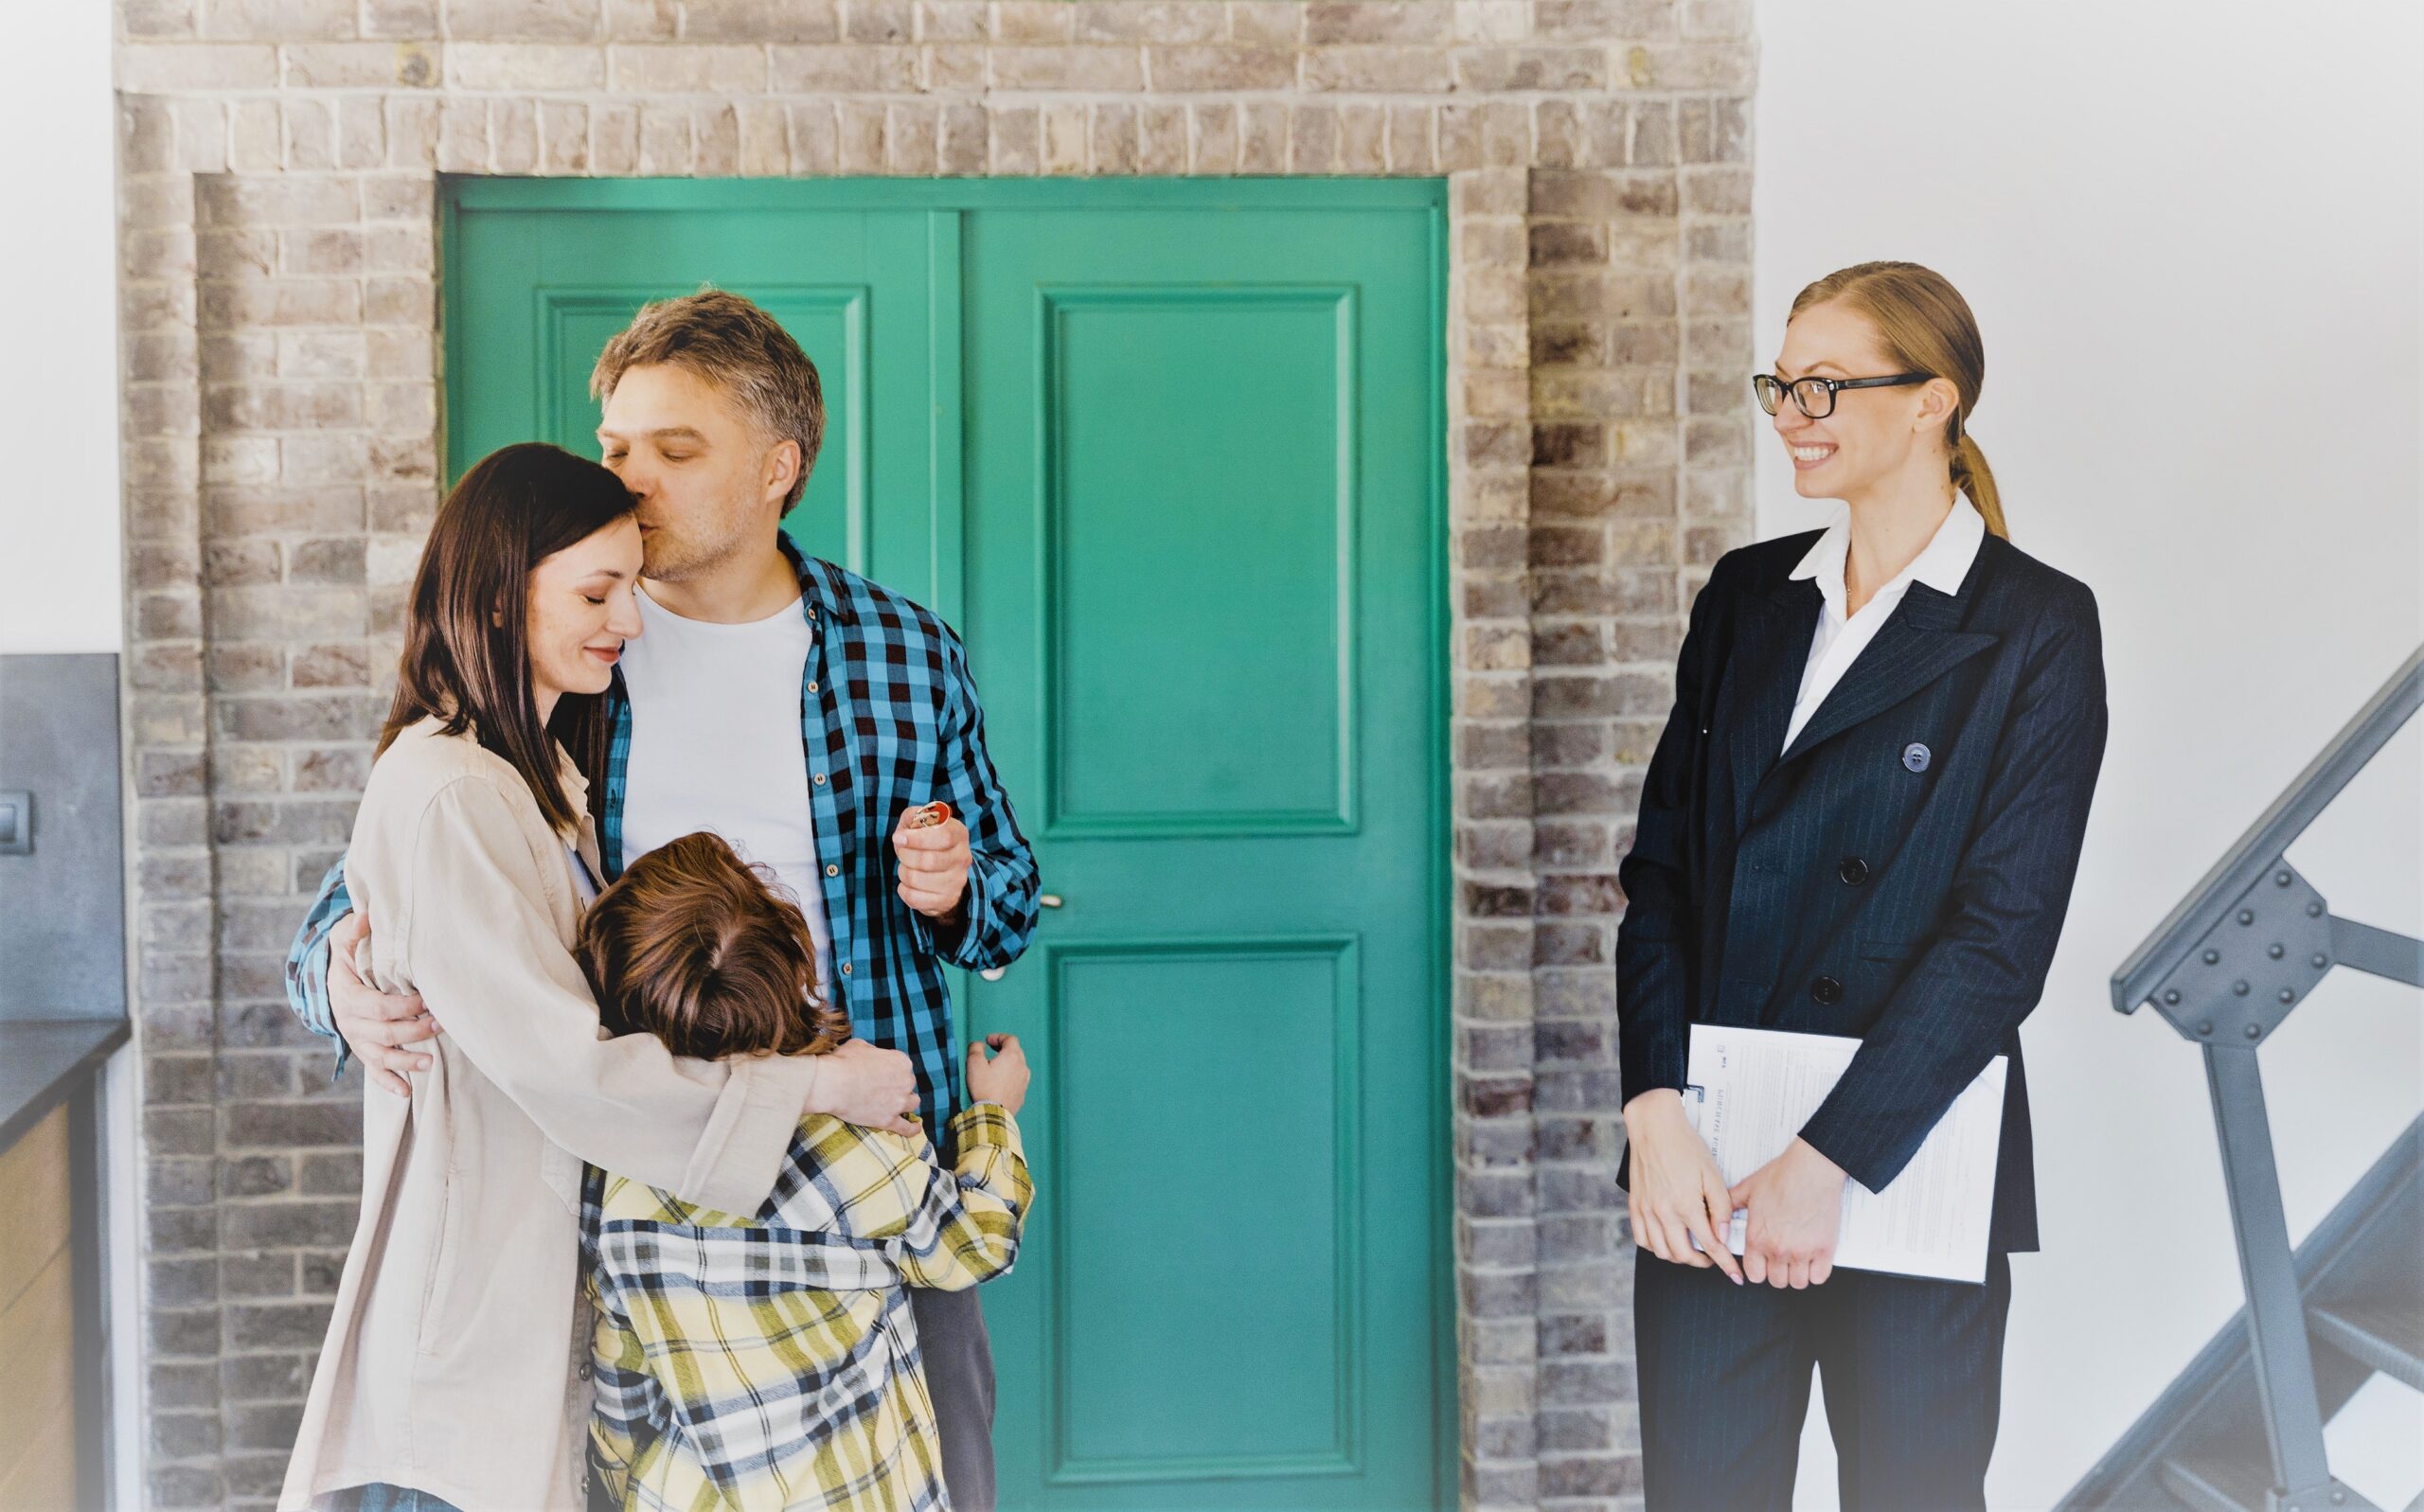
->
xmin=1751 ymin=371 xmax=1930 ymax=419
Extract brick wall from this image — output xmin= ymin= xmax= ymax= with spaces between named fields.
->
xmin=111 ymin=3 xmax=1756 ymax=1506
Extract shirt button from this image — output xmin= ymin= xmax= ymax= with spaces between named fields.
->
xmin=826 ymin=863 xmax=840 ymax=877
xmin=841 ymin=964 xmax=851 ymax=976
xmin=808 ymin=682 xmax=818 ymax=693
xmin=1838 ymin=857 xmax=1869 ymax=885
xmin=813 ymin=774 xmax=826 ymax=786
xmin=1810 ymin=975 xmax=1844 ymax=1005
xmin=577 ymin=1363 xmax=592 ymax=1381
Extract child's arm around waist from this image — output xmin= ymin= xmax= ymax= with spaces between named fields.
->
xmin=757 ymin=1103 xmax=1031 ymax=1290
xmin=891 ymin=1032 xmax=1033 ymax=1287
xmin=763 ymin=1036 xmax=1034 ymax=1288
xmin=892 ymin=1102 xmax=1031 ymax=1290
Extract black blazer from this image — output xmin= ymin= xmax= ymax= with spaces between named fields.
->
xmin=1615 ymin=526 xmax=2107 ymax=1254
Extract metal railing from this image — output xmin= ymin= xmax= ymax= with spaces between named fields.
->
xmin=2113 ymin=644 xmax=2424 ymax=1512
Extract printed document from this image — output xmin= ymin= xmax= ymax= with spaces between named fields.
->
xmin=1684 ymin=1024 xmax=2005 ymax=1284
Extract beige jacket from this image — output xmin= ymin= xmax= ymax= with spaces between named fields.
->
xmin=278 ymin=718 xmax=818 ymax=1512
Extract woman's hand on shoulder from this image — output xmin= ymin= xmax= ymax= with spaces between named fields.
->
xmin=1729 ymin=1137 xmax=1847 ymax=1289
xmin=809 ymin=1038 xmax=920 ymax=1136
xmin=1622 ymin=1088 xmax=1743 ymax=1285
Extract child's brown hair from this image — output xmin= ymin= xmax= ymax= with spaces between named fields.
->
xmin=576 ymin=831 xmax=851 ymax=1060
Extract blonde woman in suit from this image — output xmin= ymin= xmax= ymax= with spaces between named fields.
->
xmin=1615 ymin=263 xmax=2108 ymax=1510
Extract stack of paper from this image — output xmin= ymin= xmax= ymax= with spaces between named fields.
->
xmin=1683 ymin=1023 xmax=2006 ymax=1284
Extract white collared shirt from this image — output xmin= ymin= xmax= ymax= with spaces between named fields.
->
xmin=1780 ymin=498 xmax=1987 ymax=755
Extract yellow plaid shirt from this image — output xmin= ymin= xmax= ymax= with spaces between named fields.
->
xmin=587 ymin=1103 xmax=1031 ymax=1511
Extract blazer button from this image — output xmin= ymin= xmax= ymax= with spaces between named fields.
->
xmin=1810 ymin=974 xmax=1844 ymax=1005
xmin=1838 ymin=856 xmax=1870 ymax=885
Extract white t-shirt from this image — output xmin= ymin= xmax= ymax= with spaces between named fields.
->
xmin=1781 ymin=498 xmax=1987 ymax=755
xmin=615 ymin=583 xmax=835 ymax=992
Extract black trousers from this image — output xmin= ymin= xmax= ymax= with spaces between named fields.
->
xmin=910 ymin=1284 xmax=998 ymax=1512
xmin=1634 ymin=1251 xmax=2012 ymax=1512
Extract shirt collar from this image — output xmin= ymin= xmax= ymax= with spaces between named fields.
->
xmin=1790 ymin=497 xmax=1986 ymax=614
xmin=778 ymin=533 xmax=856 ymax=628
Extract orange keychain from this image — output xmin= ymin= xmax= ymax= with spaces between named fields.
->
xmin=901 ymin=801 xmax=954 ymax=830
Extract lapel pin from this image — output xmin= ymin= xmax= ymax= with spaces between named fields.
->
xmin=1902 ymin=742 xmax=1932 ymax=774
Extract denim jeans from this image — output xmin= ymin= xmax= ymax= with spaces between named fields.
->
xmin=348 ymin=1485 xmax=467 ymax=1512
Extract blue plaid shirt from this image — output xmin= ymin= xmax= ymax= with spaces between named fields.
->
xmin=282 ymin=541 xmax=1040 ymax=1132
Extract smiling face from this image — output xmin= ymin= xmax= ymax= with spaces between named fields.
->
xmin=1770 ymin=299 xmax=1962 ymax=506
xmin=526 ymin=515 xmax=644 ymax=713
xmin=596 ymin=362 xmax=801 ymax=584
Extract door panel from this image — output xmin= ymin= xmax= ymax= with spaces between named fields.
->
xmin=446 ymin=200 xmax=941 ymax=600
xmin=1046 ymin=938 xmax=1358 ymax=1476
xmin=963 ymin=198 xmax=1443 ymax=1511
xmin=442 ymin=181 xmax=1448 ymax=1512
xmin=1040 ymin=288 xmax=1355 ymax=834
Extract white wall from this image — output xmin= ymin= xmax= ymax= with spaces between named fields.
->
xmin=1754 ymin=2 xmax=2424 ymax=1507
xmin=0 ymin=0 xmax=122 ymax=654
xmin=1 ymin=7 xmax=143 ymax=1506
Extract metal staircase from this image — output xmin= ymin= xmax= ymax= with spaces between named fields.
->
xmin=2061 ymin=647 xmax=2424 ymax=1512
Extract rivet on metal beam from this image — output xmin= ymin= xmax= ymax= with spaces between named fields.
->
xmin=2312 ymin=953 xmax=2328 ymax=969
xmin=2234 ymin=980 xmax=2251 ymax=996
xmin=2268 ymin=943 xmax=2285 ymax=959
xmin=2307 ymin=901 xmax=2324 ymax=917
xmin=2275 ymin=870 xmax=2292 ymax=886
xmin=2164 ymin=989 xmax=2181 ymax=1005
xmin=2197 ymin=1021 xmax=2214 ymax=1036
xmin=2202 ymin=949 xmax=2220 ymax=964
xmin=2237 ymin=909 xmax=2255 ymax=925
xmin=2279 ymin=988 xmax=2295 ymax=1004
xmin=2245 ymin=1024 xmax=2263 ymax=1039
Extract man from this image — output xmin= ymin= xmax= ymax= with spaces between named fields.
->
xmin=283 ymin=289 xmax=1040 ymax=1510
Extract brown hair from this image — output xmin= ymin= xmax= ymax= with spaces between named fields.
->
xmin=576 ymin=831 xmax=850 ymax=1061
xmin=378 ymin=442 xmax=634 ymax=832
xmin=1789 ymin=261 xmax=2007 ymax=540
xmin=589 ymin=289 xmax=827 ymax=515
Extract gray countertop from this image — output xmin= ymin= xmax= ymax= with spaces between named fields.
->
xmin=0 ymin=1019 xmax=128 ymax=1149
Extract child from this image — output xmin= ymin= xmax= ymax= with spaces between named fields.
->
xmin=574 ymin=831 xmax=1032 ymax=1512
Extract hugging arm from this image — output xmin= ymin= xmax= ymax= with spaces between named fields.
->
xmin=283 ymin=858 xmax=353 ymax=1065
xmin=883 ymin=1104 xmax=1031 ymax=1290
xmin=758 ymin=1105 xmax=1033 ymax=1290
xmin=285 ymin=857 xmax=441 ymax=1095
xmin=393 ymin=776 xmax=814 ymax=1213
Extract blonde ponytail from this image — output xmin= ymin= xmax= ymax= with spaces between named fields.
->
xmin=1791 ymin=260 xmax=2009 ymax=540
xmin=1950 ymin=432 xmax=2005 ymax=540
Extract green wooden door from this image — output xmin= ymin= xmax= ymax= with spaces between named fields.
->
xmin=444 ymin=180 xmax=1450 ymax=1512
xmin=447 ymin=187 xmax=953 ymax=602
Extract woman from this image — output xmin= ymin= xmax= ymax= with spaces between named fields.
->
xmin=1615 ymin=262 xmax=2107 ymax=1510
xmin=279 ymin=444 xmax=826 ymax=1512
